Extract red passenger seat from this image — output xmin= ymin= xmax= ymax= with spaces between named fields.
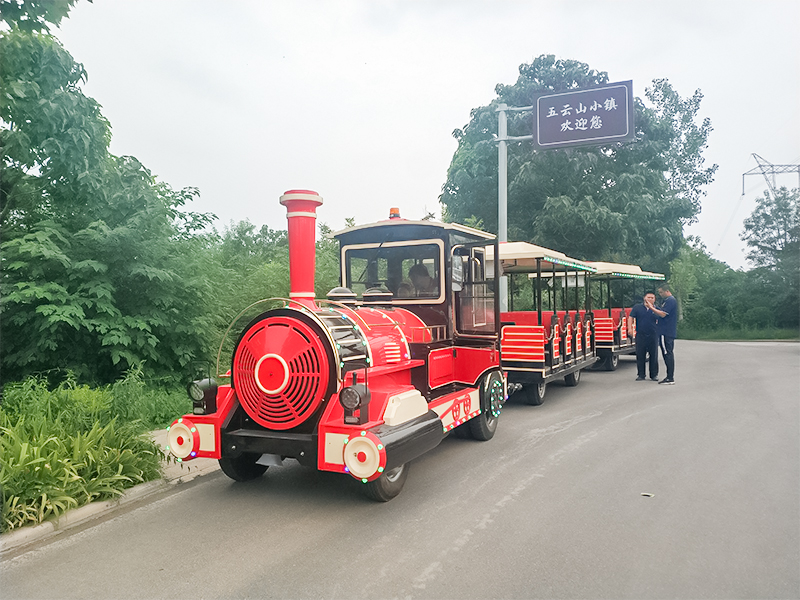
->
xmin=500 ymin=311 xmax=539 ymax=326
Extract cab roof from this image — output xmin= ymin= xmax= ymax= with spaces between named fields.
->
xmin=332 ymin=218 xmax=495 ymax=241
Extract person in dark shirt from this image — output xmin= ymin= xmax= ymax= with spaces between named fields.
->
xmin=628 ymin=292 xmax=659 ymax=381
xmin=651 ymin=283 xmax=678 ymax=385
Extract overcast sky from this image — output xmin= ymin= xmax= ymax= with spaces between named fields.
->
xmin=54 ymin=0 xmax=800 ymax=270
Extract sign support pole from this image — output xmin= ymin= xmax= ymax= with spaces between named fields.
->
xmin=496 ymin=104 xmax=533 ymax=311
xmin=497 ymin=104 xmax=508 ymax=311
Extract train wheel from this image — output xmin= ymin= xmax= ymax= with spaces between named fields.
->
xmin=364 ymin=463 xmax=409 ymax=502
xmin=523 ymin=382 xmax=546 ymax=406
xmin=219 ymin=453 xmax=269 ymax=482
xmin=468 ymin=371 xmax=504 ymax=441
xmin=565 ymin=369 xmax=581 ymax=387
xmin=603 ymin=354 xmax=619 ymax=371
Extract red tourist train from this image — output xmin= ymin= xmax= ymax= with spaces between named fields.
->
xmin=166 ymin=189 xmax=661 ymax=500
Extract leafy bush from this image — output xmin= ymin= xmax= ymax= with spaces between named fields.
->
xmin=0 ymin=369 xmax=189 ymax=532
xmin=2 ymin=367 xmax=190 ymax=431
xmin=743 ymin=306 xmax=773 ymax=328
xmin=0 ymin=415 xmax=161 ymax=531
xmin=109 ymin=365 xmax=191 ymax=430
xmin=686 ymin=306 xmax=722 ymax=330
xmin=678 ymin=324 xmax=798 ymax=340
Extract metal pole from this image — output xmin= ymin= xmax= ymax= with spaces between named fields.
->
xmin=575 ymin=270 xmax=580 ymax=311
xmin=536 ymin=258 xmax=542 ymax=323
xmin=497 ymin=104 xmax=508 ymax=312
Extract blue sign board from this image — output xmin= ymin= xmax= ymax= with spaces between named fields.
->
xmin=534 ymin=81 xmax=635 ymax=150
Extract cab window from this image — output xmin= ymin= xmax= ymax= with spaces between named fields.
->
xmin=343 ymin=242 xmax=442 ymax=301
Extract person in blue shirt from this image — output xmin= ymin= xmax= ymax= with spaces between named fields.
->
xmin=651 ymin=283 xmax=678 ymax=385
xmin=627 ymin=292 xmax=659 ymax=381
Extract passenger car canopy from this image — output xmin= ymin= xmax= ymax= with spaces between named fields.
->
xmin=488 ymin=241 xmax=596 ymax=274
xmin=587 ymin=261 xmax=664 ymax=280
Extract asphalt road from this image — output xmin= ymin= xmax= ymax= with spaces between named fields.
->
xmin=3 ymin=340 xmax=799 ymax=599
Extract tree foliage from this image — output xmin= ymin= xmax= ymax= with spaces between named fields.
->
xmin=0 ymin=0 xmax=83 ymax=33
xmin=740 ymin=187 xmax=799 ymax=327
xmin=441 ymin=55 xmax=717 ymax=273
xmin=0 ymin=27 xmax=110 ymax=226
xmin=1 ymin=25 xmax=215 ymax=385
xmin=741 ymin=187 xmax=799 ymax=271
xmin=669 ymin=231 xmax=799 ymax=332
xmin=669 ymin=237 xmax=741 ymax=328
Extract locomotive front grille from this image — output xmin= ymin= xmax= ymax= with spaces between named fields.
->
xmin=233 ymin=315 xmax=331 ymax=430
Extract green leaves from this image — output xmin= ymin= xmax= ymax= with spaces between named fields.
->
xmin=739 ymin=187 xmax=799 ymax=329
xmin=669 ymin=231 xmax=799 ymax=333
xmin=741 ymin=187 xmax=799 ymax=271
xmin=0 ymin=370 xmax=188 ymax=532
xmin=0 ymin=0 xmax=84 ymax=33
xmin=0 ymin=414 xmax=158 ymax=532
xmin=1 ymin=29 xmax=110 ymax=226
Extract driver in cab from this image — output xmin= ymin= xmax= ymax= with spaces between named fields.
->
xmin=408 ymin=263 xmax=438 ymax=297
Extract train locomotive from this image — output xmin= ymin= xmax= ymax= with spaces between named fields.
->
xmin=166 ymin=190 xmax=506 ymax=501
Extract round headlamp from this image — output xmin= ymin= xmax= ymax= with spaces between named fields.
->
xmin=186 ymin=378 xmax=218 ymax=415
xmin=339 ymin=386 xmax=362 ymax=410
xmin=187 ymin=381 xmax=205 ymax=402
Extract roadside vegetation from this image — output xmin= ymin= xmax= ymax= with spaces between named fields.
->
xmin=0 ymin=368 xmax=190 ymax=533
xmin=678 ymin=326 xmax=798 ymax=341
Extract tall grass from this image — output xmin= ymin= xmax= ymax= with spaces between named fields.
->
xmin=678 ymin=325 xmax=799 ymax=341
xmin=0 ymin=368 xmax=191 ymax=532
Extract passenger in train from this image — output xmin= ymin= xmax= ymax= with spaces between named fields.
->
xmin=409 ymin=263 xmax=438 ymax=297
xmin=628 ymin=292 xmax=659 ymax=381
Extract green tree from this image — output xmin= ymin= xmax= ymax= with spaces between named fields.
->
xmin=210 ymin=218 xmax=343 ymax=318
xmin=669 ymin=238 xmax=743 ymax=330
xmin=205 ymin=220 xmax=291 ymax=349
xmin=0 ymin=0 xmax=83 ymax=33
xmin=741 ymin=187 xmax=799 ymax=271
xmin=1 ymin=23 xmax=215 ymax=385
xmin=217 ymin=220 xmax=288 ymax=270
xmin=441 ymin=55 xmax=717 ymax=272
xmin=740 ymin=187 xmax=799 ymax=328
xmin=668 ymin=234 xmax=799 ymax=333
xmin=0 ymin=27 xmax=110 ymax=226
xmin=316 ymin=222 xmax=342 ymax=299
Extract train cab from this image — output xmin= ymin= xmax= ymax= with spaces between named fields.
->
xmin=333 ymin=209 xmax=503 ymax=406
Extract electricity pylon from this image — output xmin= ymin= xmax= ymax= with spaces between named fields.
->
xmin=742 ymin=154 xmax=800 ymax=197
